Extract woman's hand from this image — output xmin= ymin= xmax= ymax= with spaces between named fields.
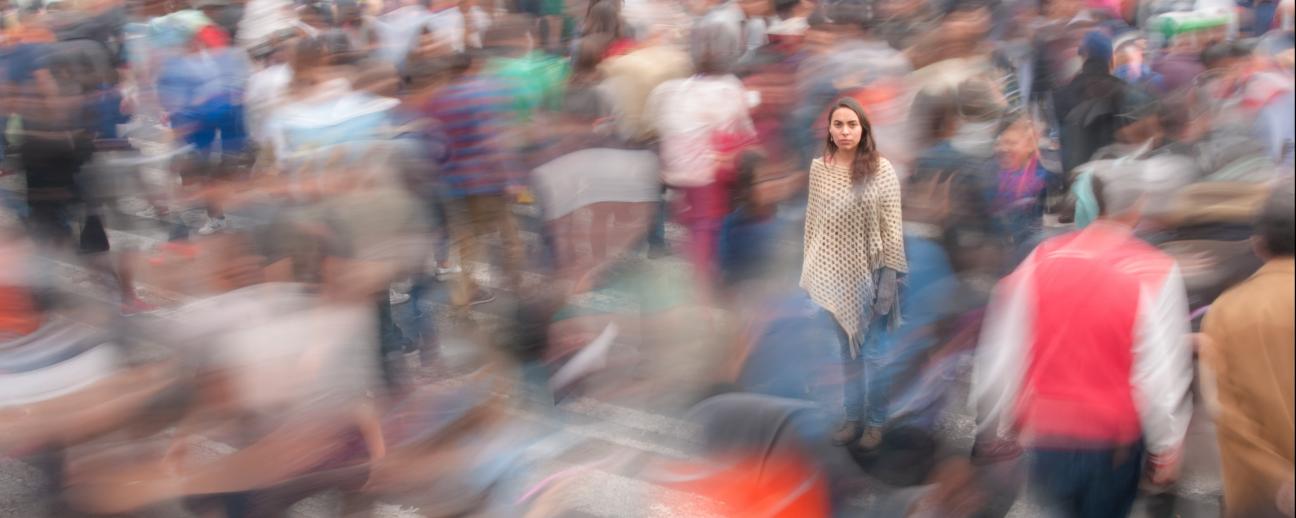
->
xmin=874 ymin=268 xmax=898 ymax=316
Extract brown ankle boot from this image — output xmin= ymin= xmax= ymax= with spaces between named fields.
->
xmin=857 ymin=426 xmax=884 ymax=450
xmin=832 ymin=420 xmax=862 ymax=445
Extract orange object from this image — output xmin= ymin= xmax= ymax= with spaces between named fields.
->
xmin=659 ymin=454 xmax=831 ymax=518
xmin=0 ymin=286 xmax=42 ymax=337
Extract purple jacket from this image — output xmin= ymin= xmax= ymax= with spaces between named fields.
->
xmin=1152 ymin=52 xmax=1204 ymax=94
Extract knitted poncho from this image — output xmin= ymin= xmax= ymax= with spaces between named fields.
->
xmin=800 ymin=157 xmax=908 ymax=356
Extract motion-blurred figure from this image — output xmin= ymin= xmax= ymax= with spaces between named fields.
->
xmin=1200 ymin=179 xmax=1295 ymax=518
xmin=973 ymin=164 xmax=1194 ymax=517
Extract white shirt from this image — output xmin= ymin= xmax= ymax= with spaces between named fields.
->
xmin=647 ymin=75 xmax=756 ymax=187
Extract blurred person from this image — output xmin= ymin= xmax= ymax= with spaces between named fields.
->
xmin=575 ymin=0 xmax=634 ymax=58
xmin=1200 ymin=179 xmax=1295 ymax=518
xmin=647 ymin=16 xmax=755 ymax=297
xmin=154 ymin=8 xmax=252 ymax=235
xmin=480 ymin=15 xmax=570 ymax=129
xmin=243 ymin=29 xmax=293 ymax=156
xmin=992 ymin=114 xmax=1051 ymax=247
xmin=532 ymin=36 xmax=660 ymax=291
xmin=594 ymin=35 xmax=692 ymax=257
xmin=8 ymin=10 xmax=95 ymax=247
xmin=905 ymin=0 xmax=997 ymax=155
xmin=800 ymin=97 xmax=907 ymax=449
xmin=594 ymin=39 xmax=691 ymax=144
xmin=734 ymin=18 xmax=806 ymax=181
xmin=972 ymin=164 xmax=1194 ymax=518
xmin=716 ymin=149 xmax=778 ymax=291
xmin=517 ymin=0 xmax=563 ymax=53
xmin=1054 ymin=29 xmax=1130 ymax=174
xmin=1152 ymin=29 xmax=1208 ymax=94
xmin=336 ymin=0 xmax=382 ymax=55
xmin=702 ymin=0 xmax=774 ymax=54
xmin=237 ymin=0 xmax=299 ymax=50
xmin=422 ymin=48 xmax=526 ymax=308
xmin=195 ymin=0 xmax=242 ymax=42
xmin=67 ymin=232 xmax=388 ymax=517
xmin=909 ymin=77 xmax=1005 ymax=279
xmin=261 ymin=30 xmax=430 ymax=386
xmin=372 ymin=0 xmax=447 ymax=73
xmin=1112 ymin=32 xmax=1165 ymax=92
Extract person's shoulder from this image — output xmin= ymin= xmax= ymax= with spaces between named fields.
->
xmin=876 ymin=156 xmax=895 ymax=172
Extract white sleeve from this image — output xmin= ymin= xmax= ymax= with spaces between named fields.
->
xmin=1131 ymin=264 xmax=1194 ymax=455
xmin=971 ymin=266 xmax=1035 ymax=438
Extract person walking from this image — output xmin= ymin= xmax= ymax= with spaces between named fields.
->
xmin=972 ymin=169 xmax=1195 ymax=518
xmin=1201 ymin=179 xmax=1295 ymax=518
xmin=800 ymin=97 xmax=907 ymax=449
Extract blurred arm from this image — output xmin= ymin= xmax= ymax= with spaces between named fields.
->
xmin=1131 ymin=264 xmax=1193 ymax=456
xmin=970 ymin=265 xmax=1034 ymax=439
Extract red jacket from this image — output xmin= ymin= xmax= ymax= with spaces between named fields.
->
xmin=973 ymin=221 xmax=1193 ymax=454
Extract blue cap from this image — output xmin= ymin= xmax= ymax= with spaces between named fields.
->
xmin=1080 ymin=30 xmax=1114 ymax=65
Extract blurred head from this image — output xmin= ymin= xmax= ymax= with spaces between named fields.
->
xmin=1093 ymin=166 xmax=1147 ymax=225
xmin=995 ymin=115 xmax=1037 ymax=168
xmin=941 ymin=0 xmax=991 ymax=45
xmin=1114 ymin=33 xmax=1146 ymax=68
xmin=1079 ymin=30 xmax=1113 ymax=70
xmin=689 ymin=18 xmax=744 ymax=75
xmin=824 ymin=97 xmax=879 ymax=185
xmin=1256 ymin=178 xmax=1296 ymax=258
xmin=584 ymin=0 xmax=624 ymax=38
xmin=954 ymin=77 xmax=1006 ymax=124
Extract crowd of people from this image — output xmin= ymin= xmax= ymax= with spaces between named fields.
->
xmin=0 ymin=0 xmax=1292 ymax=514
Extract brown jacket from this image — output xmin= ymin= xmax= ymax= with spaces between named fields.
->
xmin=1203 ymin=258 xmax=1296 ymax=517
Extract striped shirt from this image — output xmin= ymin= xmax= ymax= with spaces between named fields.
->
xmin=423 ymin=76 xmax=524 ymax=198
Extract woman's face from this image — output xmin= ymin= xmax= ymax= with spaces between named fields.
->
xmin=830 ymin=107 xmax=863 ymax=152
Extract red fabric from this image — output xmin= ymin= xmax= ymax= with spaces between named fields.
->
xmin=1014 ymin=225 xmax=1174 ymax=447
xmin=601 ymin=38 xmax=636 ymax=59
xmin=195 ymin=25 xmax=229 ymax=49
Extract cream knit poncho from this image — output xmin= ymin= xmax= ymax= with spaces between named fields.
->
xmin=800 ymin=157 xmax=908 ymax=356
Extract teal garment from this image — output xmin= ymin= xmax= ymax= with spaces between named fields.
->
xmin=1072 ymin=169 xmax=1099 ymax=229
xmin=484 ymin=51 xmax=571 ymax=122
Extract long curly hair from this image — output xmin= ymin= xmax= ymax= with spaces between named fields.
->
xmin=823 ymin=97 xmax=880 ymax=185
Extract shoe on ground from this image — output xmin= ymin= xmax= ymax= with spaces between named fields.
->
xmin=832 ymin=420 xmax=861 ymax=446
xmin=468 ymin=291 xmax=496 ymax=306
xmin=197 ymin=217 xmax=227 ymax=235
xmin=389 ymin=289 xmax=411 ymax=305
xmin=436 ymin=264 xmax=462 ymax=280
xmin=858 ymin=426 xmax=884 ymax=450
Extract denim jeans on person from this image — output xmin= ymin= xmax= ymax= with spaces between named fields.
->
xmin=829 ymin=313 xmax=922 ymax=427
xmin=833 ymin=312 xmax=927 ymax=428
xmin=1027 ymin=440 xmax=1145 ymax=518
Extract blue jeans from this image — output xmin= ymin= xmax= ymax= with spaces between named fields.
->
xmin=833 ymin=312 xmax=923 ymax=427
xmin=1028 ymin=440 xmax=1144 ymax=518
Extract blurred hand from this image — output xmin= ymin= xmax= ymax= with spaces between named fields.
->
xmin=874 ymin=268 xmax=898 ymax=316
xmin=1279 ymin=478 xmax=1294 ymax=517
xmin=1145 ymin=446 xmax=1182 ymax=488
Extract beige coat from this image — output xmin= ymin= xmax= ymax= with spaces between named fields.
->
xmin=1202 ymin=258 xmax=1295 ymax=517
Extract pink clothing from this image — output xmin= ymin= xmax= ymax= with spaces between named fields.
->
xmin=973 ymin=222 xmax=1193 ymax=454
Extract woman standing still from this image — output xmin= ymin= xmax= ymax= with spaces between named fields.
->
xmin=801 ymin=98 xmax=907 ymax=449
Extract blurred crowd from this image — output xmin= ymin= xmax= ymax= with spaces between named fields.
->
xmin=0 ymin=0 xmax=1292 ymax=514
